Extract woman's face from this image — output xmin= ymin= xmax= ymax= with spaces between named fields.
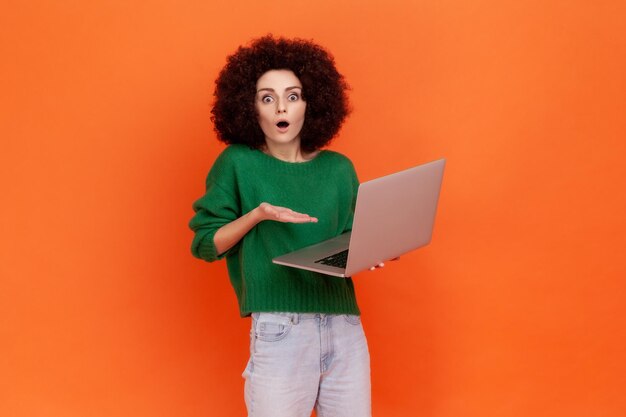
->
xmin=255 ymin=69 xmax=306 ymax=149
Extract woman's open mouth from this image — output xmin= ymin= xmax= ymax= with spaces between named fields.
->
xmin=276 ymin=121 xmax=290 ymax=132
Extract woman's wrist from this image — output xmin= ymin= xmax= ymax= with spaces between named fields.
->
xmin=250 ymin=204 xmax=267 ymax=224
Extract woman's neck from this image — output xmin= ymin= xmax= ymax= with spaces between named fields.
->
xmin=263 ymin=141 xmax=318 ymax=163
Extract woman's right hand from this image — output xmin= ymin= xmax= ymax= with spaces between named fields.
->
xmin=256 ymin=202 xmax=318 ymax=223
xmin=214 ymin=202 xmax=317 ymax=256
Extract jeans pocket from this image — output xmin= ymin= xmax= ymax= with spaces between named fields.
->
xmin=343 ymin=314 xmax=361 ymax=325
xmin=254 ymin=313 xmax=294 ymax=342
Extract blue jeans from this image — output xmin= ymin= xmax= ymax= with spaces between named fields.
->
xmin=243 ymin=312 xmax=371 ymax=417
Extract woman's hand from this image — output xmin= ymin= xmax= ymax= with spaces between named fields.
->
xmin=369 ymin=262 xmax=385 ymax=271
xmin=257 ymin=202 xmax=318 ymax=223
xmin=214 ymin=202 xmax=317 ymax=256
xmin=368 ymin=257 xmax=400 ymax=271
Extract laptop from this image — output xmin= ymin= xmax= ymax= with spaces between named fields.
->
xmin=272 ymin=158 xmax=446 ymax=277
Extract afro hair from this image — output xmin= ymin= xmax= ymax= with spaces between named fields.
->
xmin=211 ymin=35 xmax=351 ymax=152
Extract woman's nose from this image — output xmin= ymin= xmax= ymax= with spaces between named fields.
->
xmin=276 ymin=99 xmax=287 ymax=113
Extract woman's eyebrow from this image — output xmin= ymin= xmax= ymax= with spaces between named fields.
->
xmin=256 ymin=86 xmax=302 ymax=93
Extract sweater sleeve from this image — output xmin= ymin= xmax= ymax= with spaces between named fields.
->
xmin=343 ymin=157 xmax=360 ymax=233
xmin=189 ymin=151 xmax=242 ymax=262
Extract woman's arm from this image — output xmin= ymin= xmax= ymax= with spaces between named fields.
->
xmin=214 ymin=202 xmax=318 ymax=256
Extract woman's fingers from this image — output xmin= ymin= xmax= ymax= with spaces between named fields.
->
xmin=369 ymin=258 xmax=399 ymax=270
xmin=278 ymin=211 xmax=318 ymax=223
xmin=369 ymin=262 xmax=385 ymax=271
xmin=260 ymin=203 xmax=318 ymax=223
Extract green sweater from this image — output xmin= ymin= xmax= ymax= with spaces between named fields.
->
xmin=189 ymin=144 xmax=361 ymax=317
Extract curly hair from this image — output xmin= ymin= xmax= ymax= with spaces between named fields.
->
xmin=211 ymin=35 xmax=351 ymax=152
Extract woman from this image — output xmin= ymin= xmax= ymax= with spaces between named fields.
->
xmin=189 ymin=35 xmax=371 ymax=417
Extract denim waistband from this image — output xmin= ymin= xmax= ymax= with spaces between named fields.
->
xmin=252 ymin=312 xmax=356 ymax=325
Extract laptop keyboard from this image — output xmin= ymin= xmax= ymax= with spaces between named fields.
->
xmin=314 ymin=249 xmax=349 ymax=269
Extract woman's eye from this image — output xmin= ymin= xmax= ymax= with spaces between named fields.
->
xmin=261 ymin=96 xmax=274 ymax=103
xmin=288 ymin=94 xmax=299 ymax=102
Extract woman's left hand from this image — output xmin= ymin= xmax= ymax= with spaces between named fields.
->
xmin=368 ymin=257 xmax=400 ymax=271
xmin=369 ymin=262 xmax=385 ymax=271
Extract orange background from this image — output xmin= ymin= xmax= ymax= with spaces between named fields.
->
xmin=2 ymin=1 xmax=625 ymax=416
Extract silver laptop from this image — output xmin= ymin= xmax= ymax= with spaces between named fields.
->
xmin=272 ymin=158 xmax=446 ymax=277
